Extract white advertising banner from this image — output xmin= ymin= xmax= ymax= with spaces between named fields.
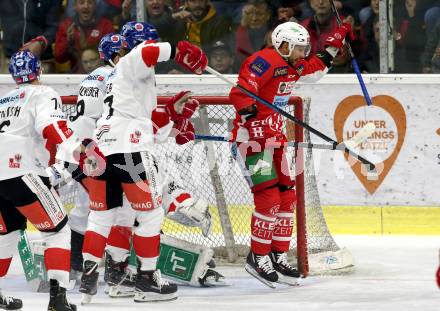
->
xmin=1 ymin=74 xmax=439 ymax=206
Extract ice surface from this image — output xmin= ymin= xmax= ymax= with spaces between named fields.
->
xmin=1 ymin=235 xmax=439 ymax=311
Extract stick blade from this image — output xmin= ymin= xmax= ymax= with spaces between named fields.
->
xmin=344 ymin=122 xmax=376 ymax=149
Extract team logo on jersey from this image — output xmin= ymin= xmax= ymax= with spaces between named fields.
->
xmin=277 ymin=81 xmax=294 ymax=94
xmin=249 ymin=56 xmax=270 ymax=77
xmin=9 ymin=154 xmax=22 ymax=168
xmin=130 ymin=130 xmax=142 ymax=144
xmin=273 ymin=66 xmax=288 ymax=77
xmin=19 ymin=91 xmax=25 ymax=99
xmin=98 ymin=75 xmax=104 ymax=81
xmin=96 ymin=125 xmax=110 ymax=140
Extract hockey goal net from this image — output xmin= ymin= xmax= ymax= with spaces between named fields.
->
xmin=60 ymin=95 xmax=353 ymax=276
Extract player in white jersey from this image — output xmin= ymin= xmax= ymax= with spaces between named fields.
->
xmin=67 ymin=33 xmax=128 ymax=279
xmin=80 ymin=23 xmax=210 ymax=301
xmin=84 ymin=21 xmax=207 ymax=302
xmin=0 ymin=50 xmax=102 ymax=311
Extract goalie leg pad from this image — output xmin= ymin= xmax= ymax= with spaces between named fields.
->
xmin=157 ymin=235 xmax=219 ymax=287
xmin=167 ymin=198 xmax=212 ymax=237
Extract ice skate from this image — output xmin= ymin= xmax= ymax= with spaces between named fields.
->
xmin=79 ymin=260 xmax=99 ymax=304
xmin=0 ymin=291 xmax=22 ymax=310
xmin=134 ymin=269 xmax=177 ymax=302
xmin=107 ymin=257 xmax=136 ymax=298
xmin=270 ymin=251 xmax=300 ymax=286
xmin=198 ymin=268 xmax=230 ymax=287
xmin=245 ymin=252 xmax=278 ymax=288
xmin=47 ymin=280 xmax=76 ymax=311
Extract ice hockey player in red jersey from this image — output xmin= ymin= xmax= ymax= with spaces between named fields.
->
xmin=0 ymin=50 xmax=103 ymax=311
xmin=229 ymin=21 xmax=354 ymax=287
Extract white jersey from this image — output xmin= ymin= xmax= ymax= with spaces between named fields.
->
xmin=0 ymin=84 xmax=80 ymax=180
xmin=69 ymin=65 xmax=113 ymax=141
xmin=94 ymin=41 xmax=173 ymax=156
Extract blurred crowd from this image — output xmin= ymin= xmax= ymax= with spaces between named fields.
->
xmin=0 ymin=0 xmax=439 ymax=74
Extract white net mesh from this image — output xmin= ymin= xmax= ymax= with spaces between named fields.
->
xmin=61 ymin=96 xmax=349 ymax=272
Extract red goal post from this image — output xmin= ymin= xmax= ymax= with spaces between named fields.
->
xmin=61 ymin=95 xmax=353 ymax=276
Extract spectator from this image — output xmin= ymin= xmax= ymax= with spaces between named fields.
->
xmin=394 ymin=0 xmax=427 ymax=72
xmin=359 ymin=0 xmax=379 ymax=25
xmin=208 ymin=40 xmax=236 ymax=73
xmin=424 ymin=1 xmax=440 ymax=33
xmin=210 ymin=0 xmax=247 ymax=24
xmin=80 ymin=48 xmax=102 ymax=73
xmin=421 ymin=18 xmax=440 ymax=73
xmin=235 ymin=0 xmax=272 ymax=64
xmin=121 ymin=0 xmax=184 ymax=44
xmin=174 ymin=0 xmax=233 ymax=50
xmin=300 ymin=0 xmax=341 ymax=55
xmin=276 ymin=1 xmax=299 ymax=22
xmin=64 ymin=0 xmax=122 ymax=20
xmin=0 ymin=1 xmax=60 ymax=73
xmin=55 ymin=0 xmax=114 ymax=73
xmin=359 ymin=16 xmax=380 ymax=72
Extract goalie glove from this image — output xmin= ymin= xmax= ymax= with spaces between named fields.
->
xmin=167 ymin=198 xmax=212 ymax=237
xmin=164 ymin=91 xmax=199 ymax=121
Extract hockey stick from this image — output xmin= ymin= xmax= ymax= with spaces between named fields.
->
xmin=204 ymin=66 xmax=376 ymax=171
xmin=330 ymin=0 xmax=372 ymax=106
xmin=195 ymin=121 xmax=374 ymax=152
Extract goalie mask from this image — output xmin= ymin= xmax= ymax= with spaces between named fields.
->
xmin=121 ymin=21 xmax=159 ymax=50
xmin=271 ymin=22 xmax=311 ymax=58
xmin=8 ymin=50 xmax=41 ymax=84
xmin=98 ymin=33 xmax=128 ymax=65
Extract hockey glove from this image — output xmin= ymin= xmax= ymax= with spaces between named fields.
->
xmin=172 ymin=118 xmax=195 ymax=145
xmin=46 ymin=161 xmax=72 ymax=188
xmin=175 ymin=41 xmax=208 ymax=75
xmin=165 ymin=91 xmax=199 ymax=121
xmin=79 ymin=138 xmax=106 ymax=177
xmin=324 ymin=22 xmax=355 ymax=56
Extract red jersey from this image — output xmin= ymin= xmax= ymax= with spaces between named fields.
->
xmin=229 ymin=47 xmax=329 ymax=142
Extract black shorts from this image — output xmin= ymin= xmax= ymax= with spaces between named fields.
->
xmin=87 ymin=152 xmax=158 ymax=212
xmin=0 ymin=175 xmax=68 ymax=234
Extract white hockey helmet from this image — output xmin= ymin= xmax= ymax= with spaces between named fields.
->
xmin=271 ymin=22 xmax=311 ymax=58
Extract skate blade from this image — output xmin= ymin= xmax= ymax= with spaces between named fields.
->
xmin=108 ymin=285 xmax=135 ymax=298
xmin=245 ymin=264 xmax=276 ymax=289
xmin=202 ymin=277 xmax=231 ymax=287
xmin=276 ymin=274 xmax=300 ymax=286
xmin=133 ymin=291 xmax=178 ymax=302
xmin=81 ymin=293 xmax=93 ymax=305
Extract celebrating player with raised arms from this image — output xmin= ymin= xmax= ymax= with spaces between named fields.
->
xmin=229 ymin=21 xmax=354 ymax=287
xmin=0 ymin=49 xmax=104 ymax=311
xmin=79 ymin=21 xmax=208 ymax=303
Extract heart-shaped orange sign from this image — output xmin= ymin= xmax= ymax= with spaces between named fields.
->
xmin=334 ymin=95 xmax=406 ymax=194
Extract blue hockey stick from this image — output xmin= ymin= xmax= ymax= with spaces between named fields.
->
xmin=330 ymin=0 xmax=373 ymax=106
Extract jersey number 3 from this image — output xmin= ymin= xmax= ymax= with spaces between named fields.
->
xmin=104 ymin=95 xmax=114 ymax=120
